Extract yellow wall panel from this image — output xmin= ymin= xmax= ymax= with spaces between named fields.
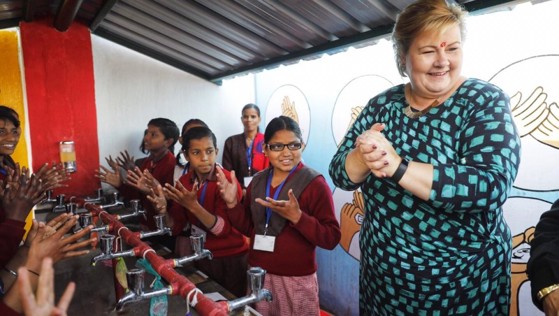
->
xmin=0 ymin=29 xmax=29 ymax=168
xmin=0 ymin=29 xmax=32 ymax=230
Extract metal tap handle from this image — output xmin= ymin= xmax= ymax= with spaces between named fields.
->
xmin=111 ymin=192 xmax=120 ymax=203
xmin=126 ymin=268 xmax=145 ymax=296
xmin=130 ymin=199 xmax=140 ymax=212
xmin=45 ymin=190 xmax=54 ymax=201
xmin=66 ymin=202 xmax=78 ymax=214
xmin=190 ymin=234 xmax=204 ymax=255
xmin=154 ymin=215 xmax=165 ymax=230
xmin=79 ymin=214 xmax=92 ymax=228
xmin=248 ymin=267 xmax=266 ymax=295
xmin=56 ymin=194 xmax=65 ymax=206
xmin=100 ymin=234 xmax=115 ymax=255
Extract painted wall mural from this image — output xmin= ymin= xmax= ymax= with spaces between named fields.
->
xmin=492 ymin=54 xmax=559 ymax=316
xmin=264 ymin=84 xmax=311 ymax=145
xmin=331 ymin=75 xmax=395 ymax=260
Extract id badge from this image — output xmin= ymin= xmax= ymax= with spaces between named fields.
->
xmin=191 ymin=225 xmax=207 ymax=242
xmin=244 ymin=176 xmax=254 ymax=188
xmin=253 ymin=234 xmax=275 ymax=252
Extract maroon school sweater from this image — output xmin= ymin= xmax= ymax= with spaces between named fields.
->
xmin=227 ymin=163 xmax=341 ymax=276
xmin=168 ymin=165 xmax=248 ymax=258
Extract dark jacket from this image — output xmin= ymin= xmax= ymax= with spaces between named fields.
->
xmin=527 ymin=199 xmax=559 ymax=310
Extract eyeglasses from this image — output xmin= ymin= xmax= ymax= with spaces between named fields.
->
xmin=266 ymin=143 xmax=302 ymax=152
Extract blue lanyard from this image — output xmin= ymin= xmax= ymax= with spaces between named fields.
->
xmin=263 ymin=165 xmax=298 ymax=234
xmin=246 ymin=140 xmax=254 ymax=175
xmin=198 ymin=181 xmax=209 ymax=206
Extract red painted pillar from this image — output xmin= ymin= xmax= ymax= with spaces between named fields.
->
xmin=20 ymin=18 xmax=100 ymax=197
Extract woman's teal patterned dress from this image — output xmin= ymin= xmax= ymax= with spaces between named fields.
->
xmin=329 ymin=78 xmax=521 ymax=315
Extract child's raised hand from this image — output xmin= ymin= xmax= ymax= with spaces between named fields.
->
xmin=142 ymin=169 xmax=161 ymax=190
xmin=163 ymin=180 xmax=197 ymax=209
xmin=146 ymin=184 xmax=167 ymax=215
xmin=216 ymin=167 xmax=239 ymax=208
xmin=18 ymin=257 xmax=76 ymax=316
xmin=255 ymin=189 xmax=302 ymax=225
xmin=125 ymin=167 xmax=150 ymax=194
xmin=117 ymin=150 xmax=136 ymax=171
xmin=2 ymin=167 xmax=46 ymax=222
xmin=25 ymin=214 xmax=95 ymax=271
xmin=104 ymin=155 xmax=120 ymax=172
xmin=35 ymin=163 xmax=71 ymax=191
xmin=96 ymin=165 xmax=122 ymax=188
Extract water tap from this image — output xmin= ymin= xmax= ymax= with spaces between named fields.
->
xmin=173 ymin=234 xmax=213 ymax=267
xmin=100 ymin=192 xmax=125 ymax=210
xmin=90 ymin=234 xmax=135 ymax=266
xmin=41 ymin=189 xmax=57 ymax=204
xmin=52 ymin=194 xmax=67 ymax=212
xmin=78 ymin=213 xmax=93 ymax=229
xmin=115 ymin=268 xmax=172 ymax=311
xmin=90 ymin=221 xmax=110 ymax=234
xmin=228 ymin=267 xmax=273 ymax=311
xmin=139 ymin=215 xmax=171 ymax=239
xmin=74 ymin=213 xmax=92 ymax=234
xmin=65 ymin=202 xmax=78 ymax=214
xmin=117 ymin=200 xmax=146 ymax=221
xmin=84 ymin=188 xmax=104 ymax=204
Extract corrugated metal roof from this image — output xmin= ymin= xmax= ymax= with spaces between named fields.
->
xmin=0 ymin=0 xmax=528 ymax=84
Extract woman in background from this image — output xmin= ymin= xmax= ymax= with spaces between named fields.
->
xmin=222 ymin=104 xmax=269 ymax=195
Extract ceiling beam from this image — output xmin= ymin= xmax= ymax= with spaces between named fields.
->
xmin=22 ymin=0 xmax=37 ymax=22
xmin=90 ymin=0 xmax=119 ymax=32
xmin=54 ymin=0 xmax=85 ymax=32
xmin=0 ymin=18 xmax=20 ymax=29
xmin=210 ymin=24 xmax=394 ymax=83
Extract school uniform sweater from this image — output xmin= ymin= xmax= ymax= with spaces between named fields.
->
xmin=227 ymin=163 xmax=341 ymax=276
xmin=0 ymin=302 xmax=19 ymax=316
xmin=168 ymin=165 xmax=248 ymax=258
xmin=0 ymin=158 xmax=27 ymax=267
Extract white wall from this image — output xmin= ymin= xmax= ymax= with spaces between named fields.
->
xmin=91 ymin=35 xmax=254 ymax=167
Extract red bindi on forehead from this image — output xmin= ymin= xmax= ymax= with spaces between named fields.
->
xmin=440 ymin=41 xmax=447 ymax=48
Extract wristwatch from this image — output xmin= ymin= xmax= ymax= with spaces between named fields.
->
xmin=537 ymin=283 xmax=559 ymax=301
xmin=391 ymin=158 xmax=409 ymax=183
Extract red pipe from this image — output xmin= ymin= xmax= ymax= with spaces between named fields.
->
xmin=84 ymin=204 xmax=229 ymax=316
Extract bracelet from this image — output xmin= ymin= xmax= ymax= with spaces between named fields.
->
xmin=3 ymin=267 xmax=17 ymax=277
xmin=537 ymin=283 xmax=559 ymax=301
xmin=391 ymin=158 xmax=409 ymax=183
xmin=27 ymin=269 xmax=40 ymax=277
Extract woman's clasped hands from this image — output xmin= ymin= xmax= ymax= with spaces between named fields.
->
xmin=355 ymin=123 xmax=400 ymax=178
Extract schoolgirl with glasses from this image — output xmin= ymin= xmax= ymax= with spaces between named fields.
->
xmin=216 ymin=116 xmax=341 ymax=316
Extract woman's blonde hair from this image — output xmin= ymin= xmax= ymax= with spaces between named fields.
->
xmin=392 ymin=0 xmax=468 ymax=77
